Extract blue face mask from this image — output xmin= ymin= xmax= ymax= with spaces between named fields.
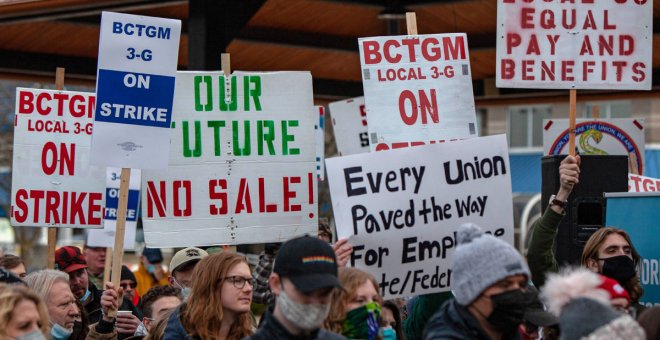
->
xmin=50 ymin=323 xmax=73 ymax=340
xmin=147 ymin=264 xmax=155 ymax=274
xmin=80 ymin=288 xmax=91 ymax=302
xmin=380 ymin=326 xmax=397 ymax=340
xmin=15 ymin=329 xmax=46 ymax=340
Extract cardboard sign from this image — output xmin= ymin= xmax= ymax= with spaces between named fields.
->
xmin=142 ymin=71 xmax=317 ymax=247
xmin=605 ymin=193 xmax=660 ymax=307
xmin=86 ymin=168 xmax=141 ymax=249
xmin=629 ymin=174 xmax=660 ymax=193
xmin=358 ymin=34 xmax=478 ymax=151
xmin=328 ymin=96 xmax=370 ymax=156
xmin=316 ymin=106 xmax=326 ymax=181
xmin=497 ymin=1 xmax=652 ymax=90
xmin=11 ymin=88 xmax=105 ymax=228
xmin=326 ymin=135 xmax=514 ymax=298
xmin=543 ymin=119 xmax=645 ymax=174
xmin=90 ymin=11 xmax=181 ymax=169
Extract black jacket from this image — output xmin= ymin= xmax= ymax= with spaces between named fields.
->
xmin=244 ymin=309 xmax=345 ymax=340
xmin=423 ymin=299 xmax=521 ymax=340
xmin=84 ymin=282 xmax=143 ymax=340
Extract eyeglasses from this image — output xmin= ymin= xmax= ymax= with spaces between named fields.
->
xmin=222 ymin=276 xmax=255 ymax=289
xmin=120 ymin=282 xmax=137 ymax=289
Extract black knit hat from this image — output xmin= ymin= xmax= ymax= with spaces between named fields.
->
xmin=121 ymin=265 xmax=136 ymax=283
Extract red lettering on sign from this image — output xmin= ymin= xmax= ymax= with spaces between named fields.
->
xmin=258 ymin=178 xmax=277 ymax=212
xmin=209 ymin=179 xmax=228 ymax=215
xmin=41 ymin=142 xmax=75 ymax=176
xmin=236 ymin=178 xmax=253 ymax=213
xmin=632 ymin=62 xmax=646 ymax=82
xmin=173 ymin=180 xmax=191 ymax=217
xmin=362 ymin=40 xmax=382 ymax=64
xmin=146 ymin=181 xmax=167 ymax=218
xmin=283 ymin=176 xmax=301 ymax=212
xmin=12 ymin=189 xmax=102 ymax=225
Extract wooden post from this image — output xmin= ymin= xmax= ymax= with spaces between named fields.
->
xmin=107 ymin=168 xmax=131 ymax=317
xmin=103 ymin=247 xmax=113 ymax=284
xmin=568 ymin=89 xmax=577 ymax=156
xmin=406 ymin=12 xmax=417 ymax=35
xmin=47 ymin=67 xmax=66 ymax=269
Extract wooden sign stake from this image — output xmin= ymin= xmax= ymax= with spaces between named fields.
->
xmin=47 ymin=67 xmax=66 ymax=269
xmin=406 ymin=12 xmax=418 ymax=35
xmin=108 ymin=167 xmax=131 ymax=317
xmin=568 ymin=89 xmax=577 ymax=156
xmin=103 ymin=247 xmax=113 ymax=284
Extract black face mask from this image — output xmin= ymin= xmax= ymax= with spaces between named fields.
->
xmin=600 ymin=255 xmax=636 ymax=284
xmin=486 ymin=289 xmax=527 ymax=334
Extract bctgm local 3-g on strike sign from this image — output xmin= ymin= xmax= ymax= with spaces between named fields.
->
xmin=91 ymin=12 xmax=181 ymax=169
xmin=496 ymin=0 xmax=652 ymax=90
xmin=358 ymin=34 xmax=478 ymax=151
xmin=142 ymin=72 xmax=317 ymax=247
xmin=11 ymin=89 xmax=105 ymax=228
xmin=327 ymin=135 xmax=514 ymax=298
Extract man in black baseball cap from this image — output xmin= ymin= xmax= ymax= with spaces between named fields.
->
xmin=247 ymin=235 xmax=345 ymax=340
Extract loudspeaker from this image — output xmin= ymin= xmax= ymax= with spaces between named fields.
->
xmin=541 ymin=155 xmax=628 ymax=265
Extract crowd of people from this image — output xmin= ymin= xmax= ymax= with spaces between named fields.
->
xmin=1 ymin=155 xmax=660 ymax=339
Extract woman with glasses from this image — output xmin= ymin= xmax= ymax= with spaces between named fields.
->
xmin=163 ymin=252 xmax=254 ymax=340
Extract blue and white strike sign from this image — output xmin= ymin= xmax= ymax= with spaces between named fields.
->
xmin=90 ymin=11 xmax=181 ymax=169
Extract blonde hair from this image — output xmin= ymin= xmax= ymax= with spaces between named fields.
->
xmin=0 ymin=285 xmax=50 ymax=337
xmin=24 ymin=269 xmax=70 ymax=305
xmin=180 ymin=252 xmax=253 ymax=340
xmin=324 ymin=267 xmax=382 ymax=333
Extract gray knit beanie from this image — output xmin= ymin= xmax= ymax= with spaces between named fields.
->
xmin=451 ymin=223 xmax=530 ymax=305
xmin=559 ymin=298 xmax=645 ymax=340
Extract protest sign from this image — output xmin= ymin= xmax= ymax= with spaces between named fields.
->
xmin=629 ymin=174 xmax=660 ymax=193
xmin=496 ymin=0 xmax=652 ymax=90
xmin=358 ymin=33 xmax=477 ymax=151
xmin=87 ymin=168 xmax=141 ymax=249
xmin=605 ymin=192 xmax=660 ymax=306
xmin=543 ymin=118 xmax=645 ymax=174
xmin=326 ymin=134 xmax=513 ymax=298
xmin=142 ymin=71 xmax=317 ymax=247
xmin=316 ymin=106 xmax=326 ymax=181
xmin=90 ymin=11 xmax=181 ymax=169
xmin=11 ymin=88 xmax=105 ymax=228
xmin=328 ymin=96 xmax=370 ymax=156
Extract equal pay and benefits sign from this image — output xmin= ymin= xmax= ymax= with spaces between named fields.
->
xmin=496 ymin=0 xmax=652 ymax=90
xmin=91 ymin=12 xmax=181 ymax=169
xmin=142 ymin=71 xmax=318 ymax=247
xmin=327 ymin=135 xmax=514 ymax=298
xmin=358 ymin=34 xmax=478 ymax=151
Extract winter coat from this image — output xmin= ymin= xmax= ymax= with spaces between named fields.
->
xmin=244 ymin=309 xmax=345 ymax=340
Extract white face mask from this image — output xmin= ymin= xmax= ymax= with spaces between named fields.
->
xmin=276 ymin=289 xmax=330 ymax=331
xmin=172 ymin=277 xmax=191 ymax=301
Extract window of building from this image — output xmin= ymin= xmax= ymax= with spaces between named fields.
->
xmin=507 ymin=106 xmax=552 ymax=148
xmin=582 ymin=101 xmax=632 ymax=119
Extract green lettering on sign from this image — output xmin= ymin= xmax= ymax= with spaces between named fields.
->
xmin=282 ymin=120 xmax=299 ymax=155
xmin=244 ymin=76 xmax=262 ymax=111
xmin=232 ymin=120 xmax=251 ymax=156
xmin=182 ymin=120 xmax=202 ymax=157
xmin=194 ymin=76 xmax=213 ymax=111
xmin=220 ymin=76 xmax=238 ymax=111
xmin=208 ymin=120 xmax=227 ymax=156
xmin=257 ymin=120 xmax=275 ymax=155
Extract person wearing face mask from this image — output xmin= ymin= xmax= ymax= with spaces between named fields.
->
xmin=526 ymin=155 xmax=646 ymax=317
xmin=134 ymin=248 xmax=169 ymax=298
xmin=423 ymin=223 xmax=531 ymax=340
xmin=246 ymin=235 xmax=346 ymax=340
xmin=163 ymin=252 xmax=254 ymax=340
xmin=167 ymin=247 xmax=208 ymax=301
xmin=324 ymin=268 xmax=383 ymax=339
xmin=381 ymin=301 xmax=405 ymax=340
xmin=55 ymin=247 xmax=142 ymax=336
xmin=25 ymin=269 xmax=79 ymax=340
xmin=581 ymin=227 xmax=645 ymax=317
xmin=0 ymin=284 xmax=50 ymax=340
